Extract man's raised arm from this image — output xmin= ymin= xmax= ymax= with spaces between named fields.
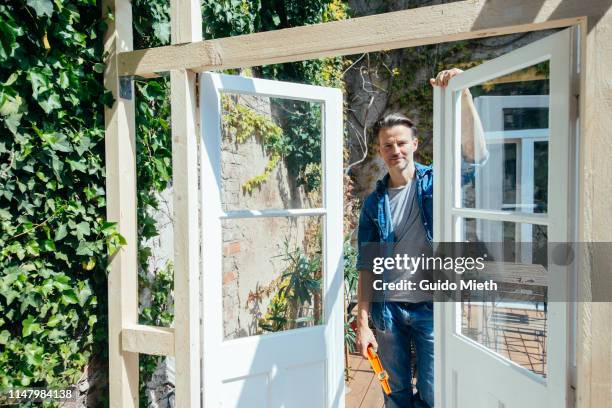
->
xmin=430 ymin=68 xmax=489 ymax=163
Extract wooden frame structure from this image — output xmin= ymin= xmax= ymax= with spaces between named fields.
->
xmin=104 ymin=0 xmax=612 ymax=407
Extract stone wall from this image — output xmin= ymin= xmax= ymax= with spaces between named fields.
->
xmin=220 ymin=94 xmax=313 ymax=339
xmin=346 ymin=0 xmax=556 ymax=199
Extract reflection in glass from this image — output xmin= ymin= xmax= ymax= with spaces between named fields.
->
xmin=458 ymin=218 xmax=548 ymax=378
xmin=220 ymin=92 xmax=323 ymax=212
xmin=222 ymin=216 xmax=323 ymax=340
xmin=460 ymin=62 xmax=550 ymax=215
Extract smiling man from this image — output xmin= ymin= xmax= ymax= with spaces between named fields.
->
xmin=355 ymin=68 xmax=489 ymax=408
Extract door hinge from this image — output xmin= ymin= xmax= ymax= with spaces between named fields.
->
xmin=119 ymin=76 xmax=133 ymax=100
xmin=195 ymin=78 xmax=200 ymax=108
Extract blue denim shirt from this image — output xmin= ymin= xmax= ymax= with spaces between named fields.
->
xmin=356 ymin=162 xmax=433 ymax=272
xmin=356 ymin=159 xmax=486 ymax=269
xmin=356 ymin=159 xmax=485 ymax=328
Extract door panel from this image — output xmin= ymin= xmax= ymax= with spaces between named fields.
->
xmin=200 ymin=72 xmax=344 ymax=407
xmin=434 ymin=28 xmax=576 ymax=408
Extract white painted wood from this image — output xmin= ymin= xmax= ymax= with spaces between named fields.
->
xmin=103 ymin=0 xmax=139 ymax=407
xmin=170 ymin=0 xmax=202 ymax=405
xmin=199 ymin=72 xmax=344 ymax=407
xmin=122 ymin=325 xmax=175 ymax=356
xmin=221 ymin=208 xmax=327 ymax=219
xmin=449 ymin=208 xmax=548 ymax=225
xmin=434 ymin=28 xmax=575 ymax=408
xmin=116 ymin=0 xmax=589 ymax=77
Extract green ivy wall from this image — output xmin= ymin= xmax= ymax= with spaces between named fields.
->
xmin=0 ymin=1 xmax=348 ymax=406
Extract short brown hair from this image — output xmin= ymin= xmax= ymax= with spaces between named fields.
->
xmin=372 ymin=113 xmax=417 ymax=140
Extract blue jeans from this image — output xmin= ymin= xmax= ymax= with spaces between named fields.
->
xmin=371 ymin=301 xmax=434 ymax=408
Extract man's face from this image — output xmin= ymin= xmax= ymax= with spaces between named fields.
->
xmin=377 ymin=125 xmax=418 ymax=171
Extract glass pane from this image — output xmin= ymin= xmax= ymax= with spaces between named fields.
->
xmin=220 ymin=92 xmax=323 ymax=212
xmin=459 ymin=62 xmax=550 ymax=214
xmin=222 ymin=216 xmax=323 ymax=340
xmin=457 ymin=218 xmax=548 ymax=378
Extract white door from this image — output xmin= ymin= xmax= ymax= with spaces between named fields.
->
xmin=199 ymin=73 xmax=345 ymax=407
xmin=433 ymin=28 xmax=577 ymax=408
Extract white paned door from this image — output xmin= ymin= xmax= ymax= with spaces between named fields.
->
xmin=199 ymin=73 xmax=344 ymax=407
xmin=433 ymin=28 xmax=577 ymax=408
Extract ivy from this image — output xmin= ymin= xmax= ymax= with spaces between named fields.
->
xmin=0 ymin=0 xmax=114 ymax=399
xmin=1 ymin=1 xmax=350 ymax=405
xmin=222 ymin=95 xmax=284 ymax=192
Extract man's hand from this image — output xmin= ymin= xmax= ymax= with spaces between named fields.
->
xmin=357 ymin=322 xmax=378 ymax=359
xmin=430 ymin=68 xmax=463 ymax=88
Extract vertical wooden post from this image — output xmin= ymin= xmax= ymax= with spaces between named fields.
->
xmin=103 ymin=0 xmax=139 ymax=407
xmin=171 ymin=1 xmax=203 ymax=407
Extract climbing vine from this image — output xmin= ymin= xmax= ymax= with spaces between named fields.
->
xmin=0 ymin=1 xmax=351 ymax=405
xmin=221 ymin=95 xmax=284 ymax=193
xmin=0 ymin=1 xmax=118 ymax=404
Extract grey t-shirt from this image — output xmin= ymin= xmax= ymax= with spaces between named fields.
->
xmin=386 ymin=180 xmax=433 ymax=302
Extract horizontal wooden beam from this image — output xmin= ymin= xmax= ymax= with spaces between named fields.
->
xmin=122 ymin=325 xmax=175 ymax=356
xmin=117 ymin=0 xmax=593 ymax=77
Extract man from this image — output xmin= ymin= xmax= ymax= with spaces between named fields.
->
xmin=355 ymin=68 xmax=488 ymax=408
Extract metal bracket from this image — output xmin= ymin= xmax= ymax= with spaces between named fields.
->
xmin=119 ymin=76 xmax=133 ymax=100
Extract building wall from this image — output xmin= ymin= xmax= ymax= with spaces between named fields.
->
xmin=220 ymin=94 xmax=313 ymax=339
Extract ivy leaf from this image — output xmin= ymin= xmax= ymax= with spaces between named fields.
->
xmin=38 ymin=93 xmax=61 ymax=113
xmin=3 ymin=113 xmax=21 ymax=135
xmin=25 ymin=240 xmax=40 ymax=256
xmin=74 ymin=136 xmax=92 ymax=156
xmin=0 ymin=93 xmax=23 ymax=116
xmin=58 ymin=71 xmax=69 ymax=89
xmin=75 ymin=221 xmax=91 ymax=240
xmin=0 ymin=330 xmax=9 ymax=345
xmin=54 ymin=223 xmax=67 ymax=241
xmin=22 ymin=315 xmax=42 ymax=337
xmin=92 ymin=63 xmax=105 ymax=73
xmin=67 ymin=159 xmax=87 ymax=173
xmin=42 ymin=239 xmax=55 ymax=251
xmin=40 ymin=132 xmax=72 ymax=153
xmin=28 ymin=69 xmax=50 ymax=99
xmin=26 ymin=0 xmax=54 ymax=18
xmin=76 ymin=241 xmax=94 ymax=256
xmin=46 ymin=315 xmax=60 ymax=328
xmin=77 ymin=286 xmax=92 ymax=306
xmin=0 ymin=18 xmax=23 ymax=61
xmin=61 ymin=290 xmax=78 ymax=305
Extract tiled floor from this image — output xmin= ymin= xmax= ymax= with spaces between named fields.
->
xmin=345 ymin=305 xmax=548 ymax=407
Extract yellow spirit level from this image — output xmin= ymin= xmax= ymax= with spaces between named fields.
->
xmin=367 ymin=345 xmax=392 ymax=395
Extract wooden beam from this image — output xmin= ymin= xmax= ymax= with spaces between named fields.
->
xmin=170 ymin=1 xmax=202 ymax=407
xmin=122 ymin=325 xmax=175 ymax=356
xmin=577 ymin=5 xmax=612 ymax=407
xmin=117 ymin=0 xmax=598 ymax=77
xmin=103 ymin=0 xmax=139 ymax=407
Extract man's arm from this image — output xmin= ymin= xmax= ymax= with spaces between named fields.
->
xmin=355 ymin=200 xmax=379 ymax=359
xmin=460 ymin=88 xmax=488 ymax=163
xmin=357 ymin=268 xmax=378 ymax=359
xmin=431 ymin=68 xmax=489 ymax=163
